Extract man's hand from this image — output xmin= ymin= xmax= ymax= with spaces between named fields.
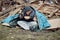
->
xmin=33 ymin=17 xmax=37 ymax=21
xmin=24 ymin=16 xmax=30 ymax=20
xmin=19 ymin=14 xmax=23 ymax=19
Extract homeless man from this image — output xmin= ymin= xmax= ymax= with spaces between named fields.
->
xmin=17 ymin=6 xmax=50 ymax=31
xmin=17 ymin=6 xmax=37 ymax=30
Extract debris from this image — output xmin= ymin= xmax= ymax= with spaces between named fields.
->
xmin=31 ymin=0 xmax=40 ymax=4
xmin=55 ymin=10 xmax=60 ymax=16
xmin=38 ymin=4 xmax=59 ymax=17
xmin=47 ymin=8 xmax=59 ymax=18
xmin=44 ymin=0 xmax=54 ymax=4
xmin=47 ymin=18 xmax=60 ymax=29
xmin=0 ymin=7 xmax=2 ymax=12
xmin=0 ymin=5 xmax=21 ymax=17
xmin=9 ymin=6 xmax=21 ymax=15
xmin=2 ymin=7 xmax=6 ymax=11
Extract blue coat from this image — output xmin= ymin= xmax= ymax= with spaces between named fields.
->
xmin=35 ymin=10 xmax=50 ymax=30
xmin=2 ymin=14 xmax=19 ymax=24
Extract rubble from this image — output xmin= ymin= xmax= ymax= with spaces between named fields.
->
xmin=0 ymin=5 xmax=1 ymax=12
xmin=0 ymin=5 xmax=22 ymax=19
xmin=55 ymin=10 xmax=60 ymax=16
xmin=47 ymin=18 xmax=60 ymax=29
xmin=15 ymin=0 xmax=36 ymax=4
xmin=0 ymin=0 xmax=60 ymax=19
xmin=38 ymin=4 xmax=59 ymax=17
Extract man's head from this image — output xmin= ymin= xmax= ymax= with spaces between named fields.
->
xmin=22 ymin=6 xmax=32 ymax=16
xmin=26 ymin=10 xmax=31 ymax=16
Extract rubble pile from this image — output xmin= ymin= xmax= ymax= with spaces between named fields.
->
xmin=0 ymin=0 xmax=60 ymax=19
xmin=0 ymin=0 xmax=21 ymax=11
xmin=38 ymin=4 xmax=59 ymax=18
xmin=0 ymin=0 xmax=21 ymax=19
xmin=30 ymin=0 xmax=60 ymax=19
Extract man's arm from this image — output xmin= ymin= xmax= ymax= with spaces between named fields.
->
xmin=33 ymin=16 xmax=37 ymax=21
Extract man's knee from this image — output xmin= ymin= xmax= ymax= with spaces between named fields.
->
xmin=17 ymin=21 xmax=24 ymax=24
xmin=30 ymin=22 xmax=37 ymax=25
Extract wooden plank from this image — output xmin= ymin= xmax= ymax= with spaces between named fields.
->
xmin=48 ymin=9 xmax=59 ymax=17
xmin=47 ymin=18 xmax=60 ymax=29
xmin=0 ymin=13 xmax=9 ymax=20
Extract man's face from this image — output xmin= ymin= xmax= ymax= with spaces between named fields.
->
xmin=26 ymin=10 xmax=31 ymax=16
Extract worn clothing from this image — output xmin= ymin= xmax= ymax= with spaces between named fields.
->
xmin=35 ymin=10 xmax=50 ymax=30
xmin=2 ymin=14 xmax=20 ymax=27
xmin=2 ymin=14 xmax=19 ymax=23
xmin=17 ymin=6 xmax=37 ymax=30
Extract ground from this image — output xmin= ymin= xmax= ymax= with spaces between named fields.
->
xmin=0 ymin=24 xmax=60 ymax=40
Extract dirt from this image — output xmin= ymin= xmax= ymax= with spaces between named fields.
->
xmin=0 ymin=24 xmax=60 ymax=40
xmin=0 ymin=0 xmax=60 ymax=40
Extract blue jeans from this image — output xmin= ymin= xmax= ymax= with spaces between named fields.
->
xmin=17 ymin=21 xmax=37 ymax=30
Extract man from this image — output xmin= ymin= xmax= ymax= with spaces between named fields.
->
xmin=17 ymin=6 xmax=37 ymax=30
xmin=17 ymin=6 xmax=50 ymax=31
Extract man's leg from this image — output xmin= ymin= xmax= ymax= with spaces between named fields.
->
xmin=28 ymin=21 xmax=38 ymax=31
xmin=29 ymin=21 xmax=37 ymax=27
xmin=17 ymin=21 xmax=30 ymax=30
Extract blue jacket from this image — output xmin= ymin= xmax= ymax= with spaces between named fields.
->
xmin=35 ymin=10 xmax=50 ymax=30
xmin=2 ymin=14 xmax=19 ymax=23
